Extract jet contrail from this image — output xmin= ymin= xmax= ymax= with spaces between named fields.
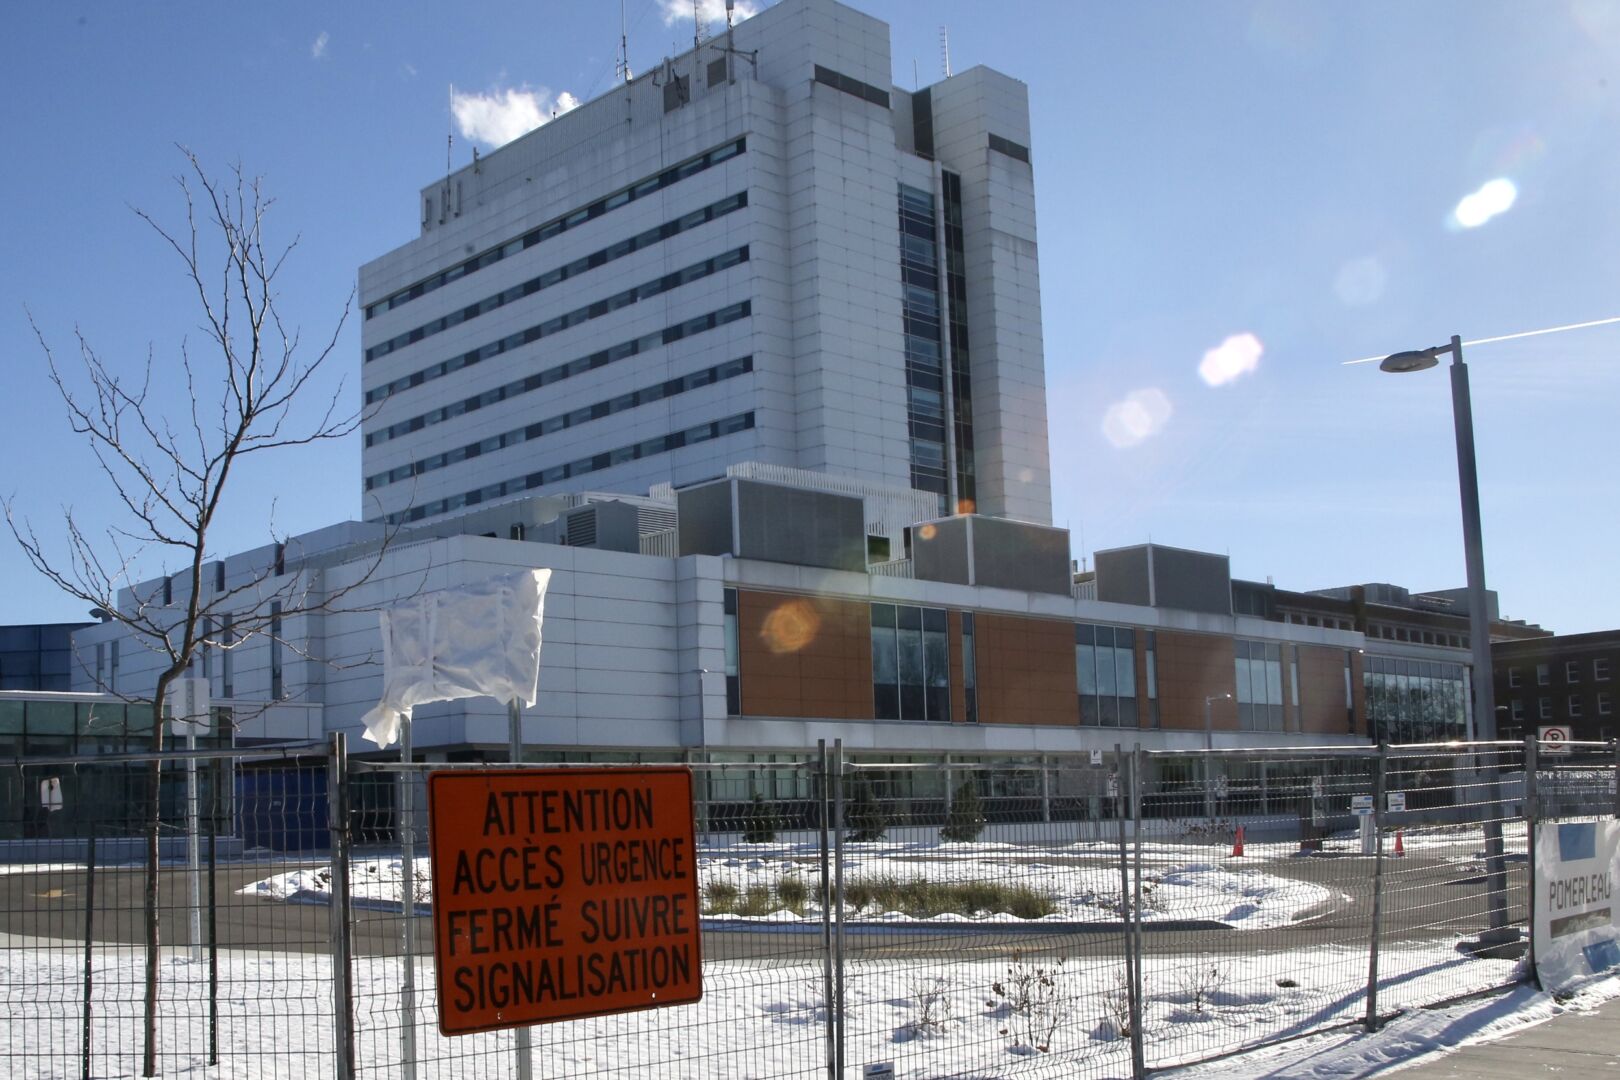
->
xmin=1341 ymin=315 xmax=1620 ymax=365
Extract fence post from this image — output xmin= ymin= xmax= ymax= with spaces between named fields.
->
xmin=207 ymin=758 xmax=220 ymax=1066
xmin=80 ymin=830 xmax=97 ymax=1080
xmin=1128 ymin=745 xmax=1146 ymax=1080
xmin=817 ymin=741 xmax=836 ymax=1080
xmin=398 ymin=715 xmax=419 ymax=1079
xmin=327 ymin=733 xmax=356 ymax=1080
xmin=507 ymin=700 xmax=535 ymax=1080
xmin=1364 ymin=743 xmax=1388 ymax=1031
xmin=1524 ymin=734 xmax=1539 ymax=980
xmin=1612 ymin=738 xmax=1619 ymax=821
xmin=832 ymin=739 xmax=847 ymax=1079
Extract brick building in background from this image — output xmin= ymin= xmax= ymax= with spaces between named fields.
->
xmin=1494 ymin=630 xmax=1620 ymax=742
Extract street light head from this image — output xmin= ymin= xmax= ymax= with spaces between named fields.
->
xmin=1379 ymin=349 xmax=1441 ymax=374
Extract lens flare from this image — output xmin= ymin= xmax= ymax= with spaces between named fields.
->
xmin=759 ymin=599 xmax=820 ymax=655
xmin=1451 ymin=178 xmax=1517 ymax=229
xmin=1198 ymin=333 xmax=1264 ymax=387
xmin=1101 ymin=388 xmax=1173 ymax=448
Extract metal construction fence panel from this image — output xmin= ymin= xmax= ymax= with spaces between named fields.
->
xmin=0 ymin=743 xmax=340 ymax=1080
xmin=2 ymin=736 xmax=1615 ymax=1079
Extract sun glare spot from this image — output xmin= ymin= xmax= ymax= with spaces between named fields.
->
xmin=1451 ymin=178 xmax=1517 ymax=229
xmin=917 ymin=523 xmax=938 ymax=541
xmin=1198 ymin=333 xmax=1264 ymax=387
xmin=1101 ymin=388 xmax=1173 ymax=449
xmin=760 ymin=599 xmax=820 ymax=655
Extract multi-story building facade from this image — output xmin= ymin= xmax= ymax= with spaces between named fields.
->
xmin=0 ymin=623 xmax=91 ymax=691
xmin=1494 ymin=630 xmax=1620 ymax=742
xmin=358 ymin=0 xmax=1050 ymax=528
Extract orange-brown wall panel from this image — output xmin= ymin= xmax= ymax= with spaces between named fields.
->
xmin=737 ymin=591 xmax=873 ymax=720
xmin=1155 ymin=631 xmax=1238 ymax=731
xmin=974 ymin=614 xmax=1076 ymax=726
xmin=948 ymin=611 xmax=967 ymax=724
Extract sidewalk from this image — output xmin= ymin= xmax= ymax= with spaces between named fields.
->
xmin=1390 ymin=992 xmax=1620 ymax=1078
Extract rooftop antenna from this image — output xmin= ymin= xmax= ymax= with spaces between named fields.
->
xmin=693 ymin=0 xmax=704 ymax=51
xmin=726 ymin=0 xmax=736 ymax=30
xmin=617 ymin=0 xmax=633 ymax=82
xmin=939 ymin=26 xmax=951 ymax=78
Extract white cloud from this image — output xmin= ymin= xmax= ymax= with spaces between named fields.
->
xmin=311 ymin=31 xmax=329 ymax=59
xmin=450 ymin=85 xmax=582 ymax=148
xmin=1101 ymin=388 xmax=1174 ymax=448
xmin=659 ymin=0 xmax=761 ymax=26
xmin=1451 ymin=177 xmax=1517 ymax=229
xmin=1198 ymin=332 xmax=1264 ymax=387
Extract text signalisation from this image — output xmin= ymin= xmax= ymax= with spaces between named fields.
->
xmin=1533 ymin=819 xmax=1620 ymax=992
xmin=427 ymin=767 xmax=702 ymax=1035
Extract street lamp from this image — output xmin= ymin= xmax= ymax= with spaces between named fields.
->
xmin=1377 ymin=333 xmax=1513 ymax=950
xmin=1204 ymin=693 xmax=1232 ymax=819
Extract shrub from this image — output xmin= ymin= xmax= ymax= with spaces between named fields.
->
xmin=1175 ymin=963 xmax=1229 ymax=1013
xmin=736 ymin=884 xmax=776 ymax=916
xmin=941 ymin=779 xmax=986 ymax=843
xmin=742 ymin=792 xmax=780 ymax=843
xmin=845 ymin=779 xmax=889 ymax=842
xmin=991 ymin=951 xmax=1066 ymax=1052
xmin=703 ymin=880 xmax=740 ymax=914
xmin=775 ymin=875 xmax=810 ymax=913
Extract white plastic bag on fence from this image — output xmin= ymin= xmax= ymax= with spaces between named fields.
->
xmin=360 ymin=569 xmax=552 ymax=747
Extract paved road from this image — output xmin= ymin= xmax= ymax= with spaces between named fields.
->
xmin=0 ymin=844 xmax=1530 ymax=965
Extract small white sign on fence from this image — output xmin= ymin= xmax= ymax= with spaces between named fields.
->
xmin=864 ymin=1064 xmax=895 ymax=1079
xmin=1350 ymin=794 xmax=1374 ymax=817
xmin=1387 ymin=791 xmax=1407 ymax=813
xmin=1090 ymin=750 xmax=1104 ymax=767
xmin=1540 ymin=725 xmax=1573 ymax=755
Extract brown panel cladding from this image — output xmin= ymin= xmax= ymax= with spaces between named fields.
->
xmin=1135 ymin=637 xmax=1153 ymax=728
xmin=1296 ymin=644 xmax=1359 ymax=735
xmin=1155 ymin=630 xmax=1238 ymax=731
xmin=737 ymin=590 xmax=873 ymax=719
xmin=949 ymin=611 xmax=967 ymax=724
xmin=974 ymin=614 xmax=1077 ymax=726
xmin=1350 ymin=649 xmax=1366 ymax=736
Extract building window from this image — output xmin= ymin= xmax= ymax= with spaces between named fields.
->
xmin=270 ymin=602 xmax=283 ymax=700
xmin=1510 ymin=699 xmax=1525 ymax=727
xmin=1566 ymin=660 xmax=1581 ymax=684
xmin=1235 ymin=640 xmax=1283 ymax=731
xmin=1362 ymin=655 xmax=1469 ymax=743
xmin=897 ymin=184 xmax=948 ymax=510
xmin=95 ymin=643 xmax=106 ymax=688
xmin=1290 ymin=646 xmax=1301 ymax=714
xmin=723 ymin=589 xmax=740 ymax=716
xmin=962 ymin=612 xmax=978 ymax=724
xmin=1597 ymin=658 xmax=1611 ymax=682
xmin=221 ymin=614 xmax=234 ymax=698
xmin=1539 ymin=697 xmax=1552 ymax=721
xmin=1599 ymin=692 xmax=1612 ymax=717
xmin=1508 ymin=667 xmax=1522 ymax=688
xmin=1076 ymin=624 xmax=1137 ymax=727
xmin=110 ymin=640 xmax=119 ymax=693
xmin=1145 ymin=631 xmax=1159 ymax=728
xmin=1537 ymin=663 xmax=1550 ymax=686
xmin=941 ymin=171 xmax=975 ymax=513
xmin=1569 ymin=695 xmax=1583 ymax=718
xmin=871 ymin=604 xmax=949 ymax=722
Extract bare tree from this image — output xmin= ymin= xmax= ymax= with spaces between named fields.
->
xmin=6 ymin=149 xmax=383 ymax=1076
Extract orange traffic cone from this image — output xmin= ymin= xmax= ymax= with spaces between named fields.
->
xmin=1231 ymin=825 xmax=1245 ymax=858
xmin=1394 ymin=830 xmax=1405 ymax=857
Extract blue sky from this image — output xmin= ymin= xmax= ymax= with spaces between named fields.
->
xmin=2 ymin=1 xmax=1616 ymax=634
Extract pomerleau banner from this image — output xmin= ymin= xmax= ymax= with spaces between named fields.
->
xmin=1534 ymin=819 xmax=1620 ymax=991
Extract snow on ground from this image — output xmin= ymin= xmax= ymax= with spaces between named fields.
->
xmin=0 ymin=939 xmax=1537 ymax=1079
xmin=241 ymin=839 xmax=1338 ymax=929
xmin=1173 ymin=972 xmax=1620 ymax=1079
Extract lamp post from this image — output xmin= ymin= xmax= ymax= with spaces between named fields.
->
xmin=1378 ymin=334 xmax=1513 ymax=948
xmin=1204 ymin=693 xmax=1232 ymax=819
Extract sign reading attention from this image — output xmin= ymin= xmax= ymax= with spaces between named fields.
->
xmin=427 ymin=767 xmax=702 ymax=1035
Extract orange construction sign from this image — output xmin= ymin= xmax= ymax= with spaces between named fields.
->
xmin=426 ymin=767 xmax=702 ymax=1035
